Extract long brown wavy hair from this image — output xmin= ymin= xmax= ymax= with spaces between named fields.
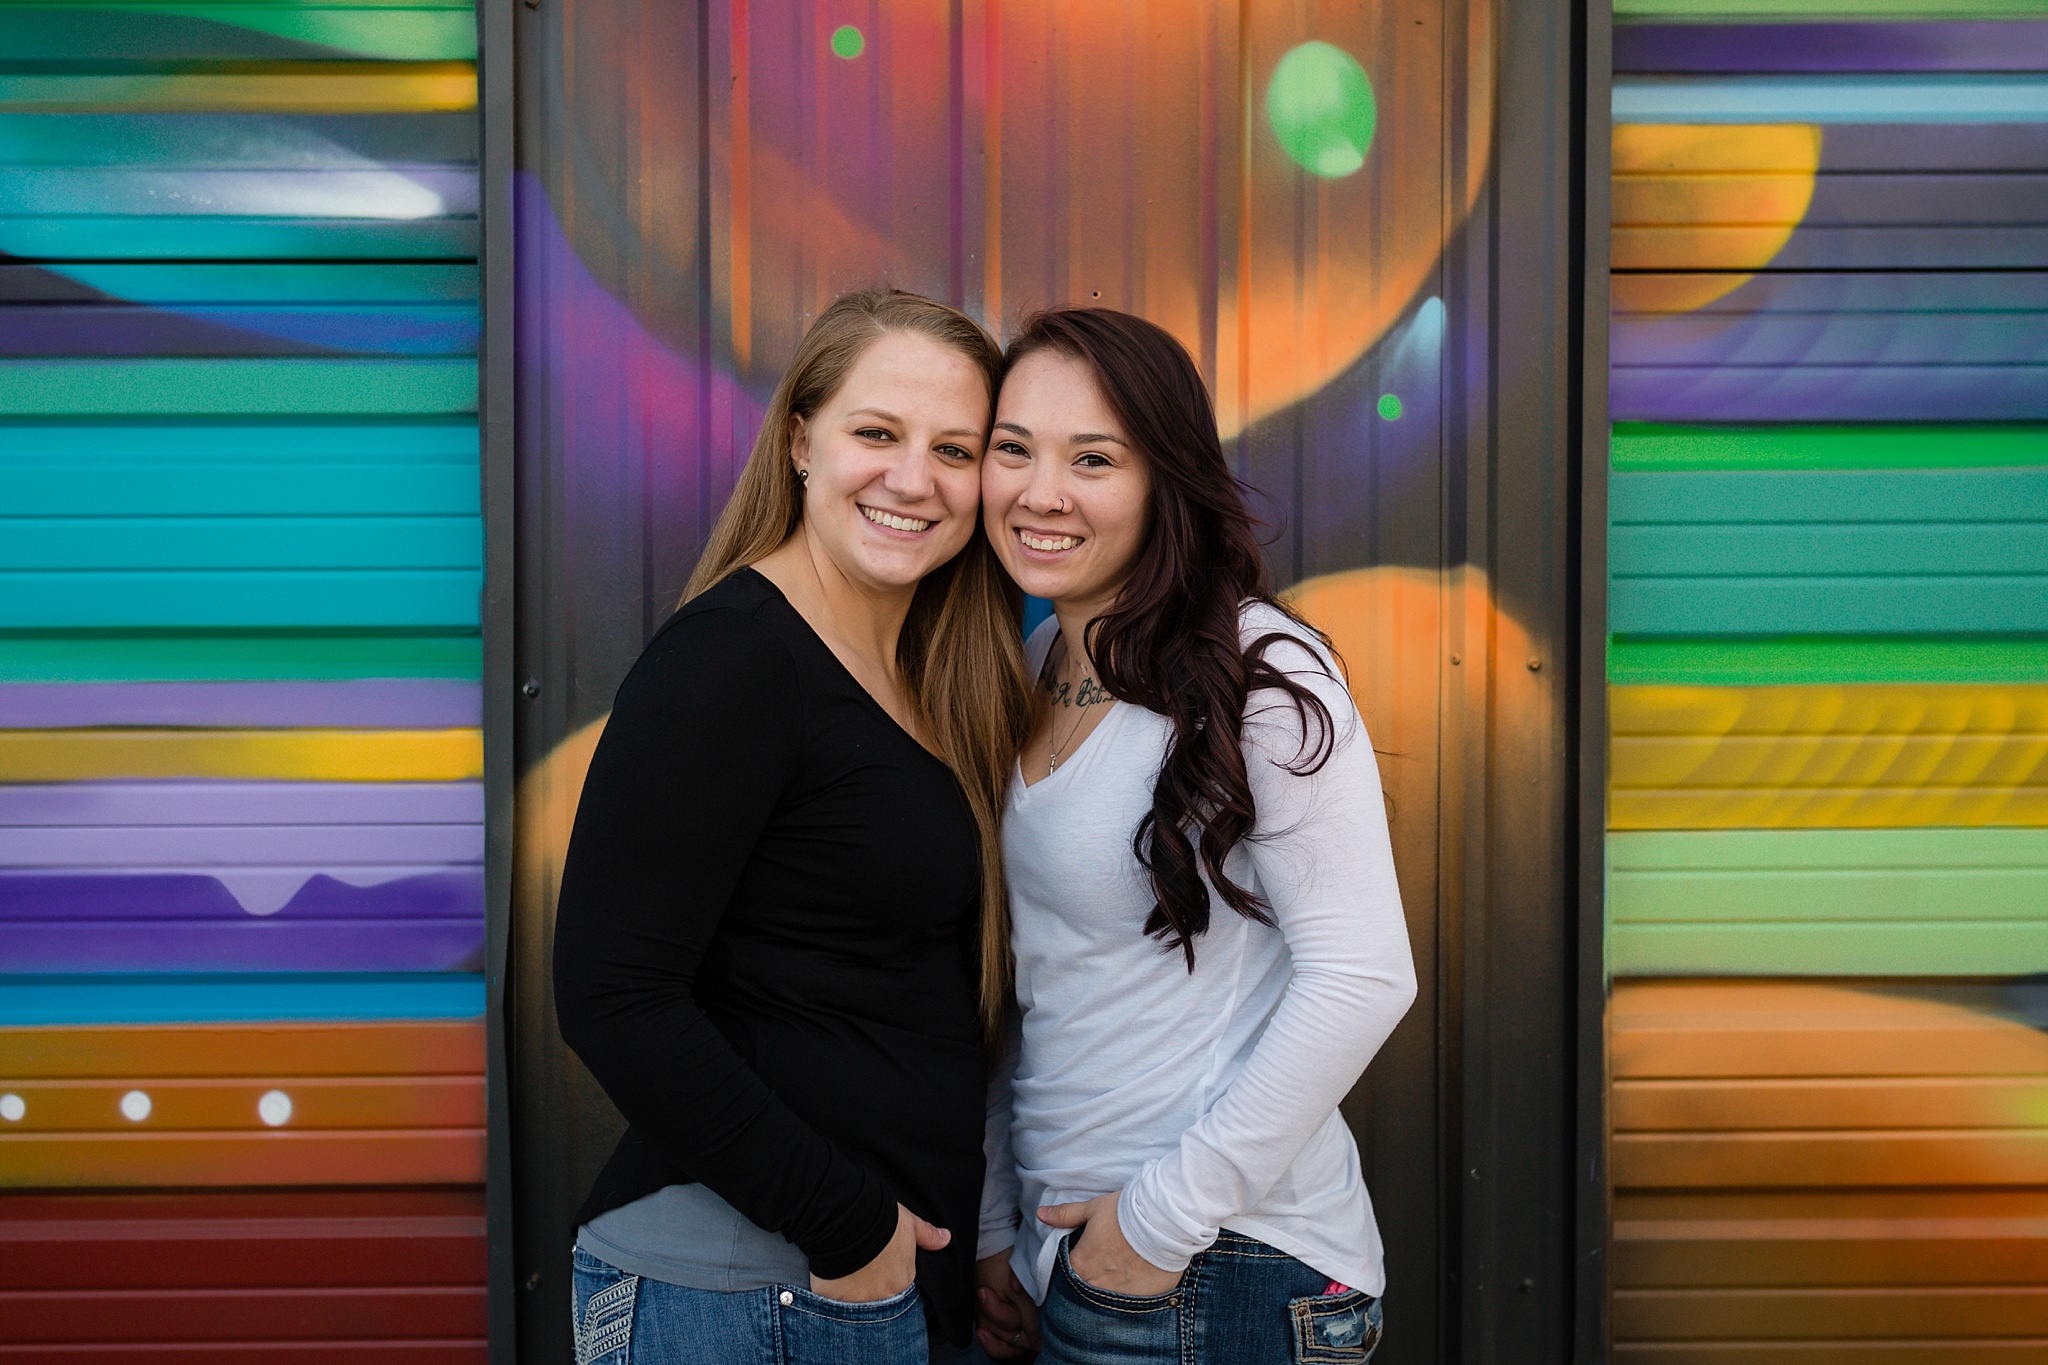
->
xmin=685 ymin=288 xmax=1030 ymax=1034
xmin=1005 ymin=307 xmax=1337 ymax=969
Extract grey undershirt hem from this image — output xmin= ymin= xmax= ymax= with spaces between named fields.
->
xmin=577 ymin=1182 xmax=810 ymax=1292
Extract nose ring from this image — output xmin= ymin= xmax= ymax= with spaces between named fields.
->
xmin=1054 ymin=497 xmax=1070 ymax=514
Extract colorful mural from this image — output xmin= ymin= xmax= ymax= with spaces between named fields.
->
xmin=510 ymin=3 xmax=1553 ymax=1360
xmin=0 ymin=3 xmax=485 ymax=1358
xmin=1609 ymin=3 xmax=2048 ymax=1358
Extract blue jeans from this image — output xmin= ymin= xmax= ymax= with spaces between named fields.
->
xmin=571 ymin=1245 xmax=930 ymax=1364
xmin=1038 ymin=1230 xmax=1383 ymax=1365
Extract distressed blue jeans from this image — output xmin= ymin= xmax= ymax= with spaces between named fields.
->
xmin=1037 ymin=1230 xmax=1383 ymax=1365
xmin=571 ymin=1244 xmax=930 ymax=1365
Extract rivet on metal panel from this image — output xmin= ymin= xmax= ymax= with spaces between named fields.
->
xmin=522 ymin=677 xmax=542 ymax=699
xmin=1527 ymin=657 xmax=1542 ymax=671
xmin=526 ymin=1272 xmax=543 ymax=1290
xmin=1450 ymin=654 xmax=1462 ymax=665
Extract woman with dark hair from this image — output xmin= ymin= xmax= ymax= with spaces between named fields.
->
xmin=553 ymin=287 xmax=1030 ymax=1364
xmin=970 ymin=308 xmax=1416 ymax=1364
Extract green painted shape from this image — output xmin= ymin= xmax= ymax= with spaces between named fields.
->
xmin=0 ymin=516 xmax=480 ymax=570
xmin=34 ymin=264 xmax=479 ymax=304
xmin=0 ymin=569 xmax=482 ymax=629
xmin=1377 ymin=393 xmax=1403 ymax=421
xmin=1612 ymin=424 xmax=2048 ymax=473
xmin=1608 ymin=636 xmax=2048 ymax=684
xmin=0 ymin=421 xmax=476 ymax=462
xmin=0 ymin=5 xmax=476 ymax=60
xmin=1265 ymin=41 xmax=1377 ymax=178
xmin=0 ymin=630 xmax=481 ymax=682
xmin=1609 ymin=829 xmax=2048 ymax=976
xmin=830 ymin=24 xmax=864 ymax=59
xmin=1612 ymin=523 xmax=2048 ymax=577
xmin=0 ymin=217 xmax=477 ymax=261
xmin=0 ymin=359 xmax=476 ymax=415
xmin=1610 ymin=922 xmax=2048 ymax=976
xmin=1611 ymin=468 xmax=2048 ymax=525
xmin=1613 ymin=575 xmax=2048 ymax=635
xmin=1615 ymin=0 xmax=2048 ymax=15
xmin=1 ymin=461 xmax=477 ymax=514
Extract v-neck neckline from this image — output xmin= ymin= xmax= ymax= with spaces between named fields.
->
xmin=741 ymin=567 xmax=949 ymax=768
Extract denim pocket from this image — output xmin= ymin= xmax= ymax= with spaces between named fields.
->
xmin=778 ymin=1282 xmax=927 ymax=1365
xmin=1053 ymin=1235 xmax=1181 ymax=1315
xmin=1288 ymin=1289 xmax=1381 ymax=1364
xmin=571 ymin=1246 xmax=640 ymax=1365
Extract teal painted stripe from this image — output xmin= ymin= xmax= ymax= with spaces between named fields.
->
xmin=1609 ymin=829 xmax=2048 ymax=975
xmin=0 ymin=631 xmax=481 ymax=682
xmin=0 ymin=973 xmax=484 ymax=1026
xmin=1609 ymin=636 xmax=2048 ymax=684
xmin=1613 ymin=523 xmax=2048 ymax=577
xmin=0 ymin=217 xmax=477 ymax=260
xmin=0 ymin=360 xmax=476 ymax=416
xmin=0 ymin=517 xmax=480 ymax=570
xmin=0 ymin=113 xmax=476 ymax=168
xmin=1 ymin=463 xmax=477 ymax=514
xmin=1611 ymin=468 xmax=2048 ymax=525
xmin=0 ymin=570 xmax=482 ymax=629
xmin=1 ymin=7 xmax=480 ymax=63
xmin=1613 ymin=575 xmax=2048 ymax=635
xmin=1614 ymin=74 xmax=2048 ymax=122
xmin=28 ymin=263 xmax=479 ymax=304
xmin=0 ymin=422 xmax=476 ymax=463
xmin=1612 ymin=424 xmax=2048 ymax=473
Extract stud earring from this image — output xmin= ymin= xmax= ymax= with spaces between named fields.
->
xmin=797 ymin=468 xmax=808 ymax=484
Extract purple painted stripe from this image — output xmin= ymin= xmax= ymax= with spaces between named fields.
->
xmin=0 ymin=781 xmax=482 ymax=826
xmin=0 ymin=917 xmax=486 ymax=973
xmin=0 ymin=822 xmax=482 ymax=868
xmin=1611 ymin=364 xmax=2048 ymax=422
xmin=0 ymin=679 xmax=481 ymax=729
xmin=0 ymin=870 xmax=483 ymax=921
xmin=1615 ymin=22 xmax=2048 ymax=75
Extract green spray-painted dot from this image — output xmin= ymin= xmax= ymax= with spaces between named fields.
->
xmin=830 ymin=25 xmax=865 ymax=59
xmin=1265 ymin=41 xmax=1377 ymax=178
xmin=1377 ymin=393 xmax=1403 ymax=421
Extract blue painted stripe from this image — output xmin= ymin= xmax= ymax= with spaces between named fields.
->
xmin=0 ymin=217 xmax=479 ymax=260
xmin=0 ymin=569 xmax=484 ymax=629
xmin=0 ymin=463 xmax=478 ymax=514
xmin=16 ymin=263 xmax=480 ymax=304
xmin=1614 ymin=74 xmax=2048 ymax=123
xmin=0 ymin=972 xmax=485 ymax=1024
xmin=0 ymin=422 xmax=476 ymax=463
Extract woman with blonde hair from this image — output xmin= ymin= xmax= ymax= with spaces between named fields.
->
xmin=555 ymin=287 xmax=1029 ymax=1364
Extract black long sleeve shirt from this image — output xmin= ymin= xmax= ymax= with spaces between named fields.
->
xmin=553 ymin=567 xmax=988 ymax=1344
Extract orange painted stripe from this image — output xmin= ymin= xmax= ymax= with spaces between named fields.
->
xmin=0 ymin=1077 xmax=482 ymax=1132
xmin=1616 ymin=1076 xmax=2048 ymax=1133
xmin=0 ymin=1022 xmax=482 ymax=1079
xmin=1615 ymin=1130 xmax=2048 ymax=1189
xmin=0 ymin=1129 xmax=484 ymax=1188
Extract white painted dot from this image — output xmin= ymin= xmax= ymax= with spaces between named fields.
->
xmin=119 ymin=1090 xmax=152 ymax=1122
xmin=257 ymin=1090 xmax=293 ymax=1127
xmin=0 ymin=1093 xmax=23 ymax=1122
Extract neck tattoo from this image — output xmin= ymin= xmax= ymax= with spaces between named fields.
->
xmin=1046 ymin=654 xmax=1112 ymax=776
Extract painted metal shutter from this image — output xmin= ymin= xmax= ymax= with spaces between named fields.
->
xmin=1608 ymin=5 xmax=2048 ymax=1360
xmin=0 ymin=4 xmax=484 ymax=1359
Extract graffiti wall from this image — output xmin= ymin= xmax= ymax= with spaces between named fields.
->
xmin=510 ymin=1 xmax=1600 ymax=1359
xmin=0 ymin=2 xmax=486 ymax=1357
xmin=1608 ymin=2 xmax=2048 ymax=1358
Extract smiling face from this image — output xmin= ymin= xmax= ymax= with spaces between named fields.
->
xmin=984 ymin=349 xmax=1154 ymax=618
xmin=792 ymin=329 xmax=992 ymax=595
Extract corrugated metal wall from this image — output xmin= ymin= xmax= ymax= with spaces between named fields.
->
xmin=509 ymin=1 xmax=1591 ymax=1360
xmin=0 ymin=3 xmax=487 ymax=1358
xmin=1607 ymin=4 xmax=2048 ymax=1359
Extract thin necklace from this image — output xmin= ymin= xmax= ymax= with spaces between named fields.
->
xmin=1046 ymin=643 xmax=1102 ymax=776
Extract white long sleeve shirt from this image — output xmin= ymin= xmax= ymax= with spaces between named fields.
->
xmin=980 ymin=605 xmax=1417 ymax=1303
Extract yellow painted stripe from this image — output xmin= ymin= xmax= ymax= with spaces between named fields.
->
xmin=0 ymin=1129 xmax=484 ymax=1188
xmin=1611 ymin=684 xmax=2048 ymax=828
xmin=0 ymin=729 xmax=481 ymax=782
xmin=0 ymin=64 xmax=477 ymax=114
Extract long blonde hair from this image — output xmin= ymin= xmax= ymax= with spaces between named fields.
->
xmin=683 ymin=288 xmax=1029 ymax=1038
